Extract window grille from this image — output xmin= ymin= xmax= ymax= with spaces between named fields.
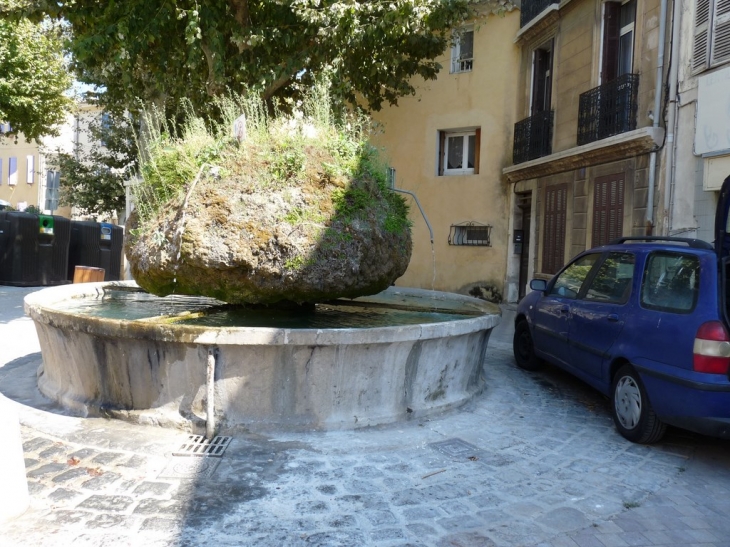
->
xmin=448 ymin=222 xmax=492 ymax=246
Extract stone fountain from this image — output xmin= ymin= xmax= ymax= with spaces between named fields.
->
xmin=25 ymin=283 xmax=499 ymax=434
xmin=24 ymin=104 xmax=500 ymax=435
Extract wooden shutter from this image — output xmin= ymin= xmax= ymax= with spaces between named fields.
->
xmin=712 ymin=0 xmax=730 ymax=65
xmin=694 ymin=0 xmax=712 ymax=72
xmin=473 ymin=128 xmax=481 ymax=175
xmin=542 ymin=184 xmax=567 ymax=275
xmin=438 ymin=131 xmax=445 ymax=176
xmin=602 ymin=2 xmax=621 ymax=83
xmin=592 ymin=173 xmax=625 ymax=247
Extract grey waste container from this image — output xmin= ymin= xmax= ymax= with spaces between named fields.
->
xmin=0 ymin=212 xmax=71 ymax=286
xmin=67 ymin=220 xmax=124 ymax=281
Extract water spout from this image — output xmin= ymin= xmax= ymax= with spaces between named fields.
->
xmin=388 ymin=168 xmax=434 ymax=244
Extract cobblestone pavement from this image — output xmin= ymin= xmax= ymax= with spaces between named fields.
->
xmin=2 ymin=285 xmax=730 ymax=547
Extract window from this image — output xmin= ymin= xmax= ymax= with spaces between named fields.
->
xmin=45 ymin=171 xmax=61 ymax=211
xmin=531 ymin=41 xmax=554 ymax=114
xmin=549 ymin=253 xmax=600 ymax=299
xmin=584 ymin=252 xmax=635 ymax=303
xmin=26 ymin=155 xmax=34 ymax=184
xmin=694 ymin=0 xmax=730 ymax=72
xmin=641 ymin=252 xmax=700 ymax=312
xmin=602 ymin=0 xmax=636 ymax=83
xmin=451 ymin=28 xmax=474 ymax=73
xmin=448 ymin=222 xmax=492 ymax=246
xmin=100 ymin=112 xmax=112 ymax=147
xmin=592 ymin=173 xmax=625 ymax=247
xmin=438 ymin=129 xmax=480 ymax=175
xmin=8 ymin=157 xmax=17 ymax=186
xmin=542 ymin=184 xmax=568 ymax=274
xmin=0 ymin=123 xmax=11 ymax=134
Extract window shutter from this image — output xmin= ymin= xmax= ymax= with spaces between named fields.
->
xmin=474 ymin=128 xmax=481 ymax=175
xmin=438 ymin=131 xmax=445 ymax=176
xmin=712 ymin=0 xmax=730 ymax=65
xmin=694 ymin=0 xmax=712 ymax=71
xmin=8 ymin=157 xmax=17 ymax=186
xmin=602 ymin=2 xmax=621 ymax=83
xmin=592 ymin=173 xmax=625 ymax=247
xmin=542 ymin=184 xmax=567 ymax=275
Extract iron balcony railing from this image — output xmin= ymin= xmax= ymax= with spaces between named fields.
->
xmin=520 ymin=0 xmax=559 ymax=27
xmin=577 ymin=73 xmax=639 ymax=146
xmin=513 ymin=110 xmax=554 ymax=165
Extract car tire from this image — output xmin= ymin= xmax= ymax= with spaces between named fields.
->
xmin=513 ymin=320 xmax=543 ymax=371
xmin=611 ymin=364 xmax=667 ymax=444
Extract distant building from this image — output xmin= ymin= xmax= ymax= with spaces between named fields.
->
xmin=0 ymin=102 xmax=102 ymax=218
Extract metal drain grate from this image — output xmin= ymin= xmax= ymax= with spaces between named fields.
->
xmin=172 ymin=435 xmax=231 ymax=457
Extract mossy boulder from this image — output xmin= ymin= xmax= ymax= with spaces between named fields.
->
xmin=125 ymin=111 xmax=412 ymax=305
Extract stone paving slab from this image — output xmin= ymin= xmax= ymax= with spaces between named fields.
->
xmin=2 ymin=286 xmax=730 ymax=547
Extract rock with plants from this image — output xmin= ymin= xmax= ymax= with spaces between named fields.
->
xmin=125 ymin=90 xmax=412 ymax=305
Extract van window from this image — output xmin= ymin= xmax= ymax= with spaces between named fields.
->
xmin=549 ymin=253 xmax=600 ymax=299
xmin=641 ymin=252 xmax=699 ymax=313
xmin=584 ymin=252 xmax=635 ymax=304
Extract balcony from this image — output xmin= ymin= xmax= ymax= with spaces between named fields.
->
xmin=520 ymin=0 xmax=559 ymax=27
xmin=513 ymin=111 xmax=554 ymax=165
xmin=577 ymin=74 xmax=639 ymax=146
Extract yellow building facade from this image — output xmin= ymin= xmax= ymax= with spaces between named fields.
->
xmin=0 ymin=132 xmax=47 ymax=212
xmin=0 ymin=103 xmax=101 ymax=218
xmin=372 ymin=9 xmax=521 ymax=301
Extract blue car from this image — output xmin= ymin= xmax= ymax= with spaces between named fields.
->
xmin=513 ymin=178 xmax=730 ymax=443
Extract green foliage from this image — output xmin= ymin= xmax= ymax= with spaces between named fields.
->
xmin=9 ymin=0 xmax=477 ymax=118
xmin=24 ymin=204 xmax=41 ymax=214
xmin=0 ymin=17 xmax=71 ymax=141
xmin=132 ymin=81 xmax=412 ymax=275
xmin=50 ymin=110 xmax=137 ymax=218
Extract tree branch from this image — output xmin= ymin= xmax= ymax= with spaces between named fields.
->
xmin=200 ymin=41 xmax=222 ymax=96
xmin=228 ymin=0 xmax=249 ymax=26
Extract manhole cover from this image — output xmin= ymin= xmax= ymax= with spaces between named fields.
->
xmin=172 ymin=435 xmax=231 ymax=457
xmin=158 ymin=457 xmax=221 ymax=479
xmin=430 ymin=438 xmax=480 ymax=458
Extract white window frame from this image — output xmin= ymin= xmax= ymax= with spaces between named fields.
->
xmin=442 ymin=130 xmax=477 ymax=176
xmin=618 ymin=1 xmax=636 ymax=77
xmin=26 ymin=155 xmax=34 ymax=184
xmin=450 ymin=27 xmax=474 ymax=74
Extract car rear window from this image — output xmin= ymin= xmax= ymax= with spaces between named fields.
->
xmin=641 ymin=252 xmax=699 ymax=313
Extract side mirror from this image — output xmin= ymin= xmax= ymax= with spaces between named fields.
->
xmin=529 ymin=279 xmax=547 ymax=292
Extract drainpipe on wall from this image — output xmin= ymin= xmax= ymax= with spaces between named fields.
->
xmin=647 ymin=0 xmax=670 ymax=235
xmin=663 ymin=0 xmax=683 ymax=235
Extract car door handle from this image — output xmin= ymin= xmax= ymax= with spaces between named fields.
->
xmin=560 ymin=306 xmax=569 ymax=314
xmin=607 ymin=314 xmax=619 ymax=322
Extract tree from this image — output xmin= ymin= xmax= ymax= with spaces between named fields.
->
xmin=9 ymin=1 xmax=480 ymax=117
xmin=49 ymin=110 xmax=137 ymax=218
xmin=0 ymin=17 xmax=71 ymax=141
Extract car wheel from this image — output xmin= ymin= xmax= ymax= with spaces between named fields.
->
xmin=611 ymin=364 xmax=666 ymax=444
xmin=513 ymin=321 xmax=543 ymax=371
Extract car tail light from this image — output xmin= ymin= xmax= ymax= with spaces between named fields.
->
xmin=693 ymin=321 xmax=730 ymax=374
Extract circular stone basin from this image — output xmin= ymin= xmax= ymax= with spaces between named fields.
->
xmin=25 ymin=281 xmax=500 ymax=433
